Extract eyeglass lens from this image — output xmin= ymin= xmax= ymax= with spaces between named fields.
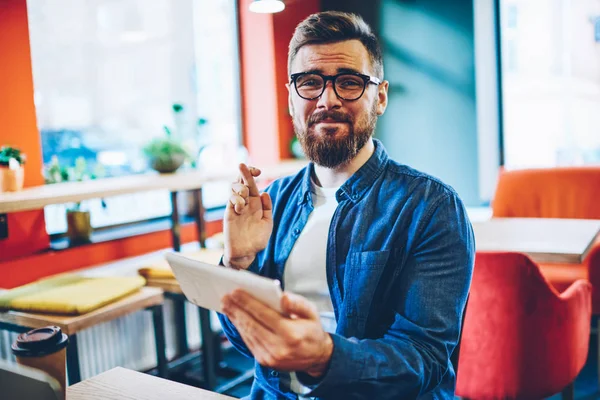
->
xmin=295 ymin=74 xmax=366 ymax=100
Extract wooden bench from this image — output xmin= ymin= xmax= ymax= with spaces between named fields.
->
xmin=0 ymin=287 xmax=166 ymax=385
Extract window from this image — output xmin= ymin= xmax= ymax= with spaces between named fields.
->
xmin=27 ymin=0 xmax=242 ymax=235
xmin=499 ymin=0 xmax=600 ymax=169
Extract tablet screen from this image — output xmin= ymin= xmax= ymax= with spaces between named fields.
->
xmin=165 ymin=252 xmax=284 ymax=314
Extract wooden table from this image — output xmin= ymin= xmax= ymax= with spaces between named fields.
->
xmin=472 ymin=218 xmax=600 ymax=263
xmin=68 ymin=367 xmax=237 ymax=399
xmin=0 ymin=287 xmax=166 ymax=385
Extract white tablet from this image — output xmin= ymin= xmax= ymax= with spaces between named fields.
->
xmin=165 ymin=252 xmax=284 ymax=314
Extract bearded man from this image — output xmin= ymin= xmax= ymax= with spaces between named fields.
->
xmin=218 ymin=11 xmax=474 ymax=400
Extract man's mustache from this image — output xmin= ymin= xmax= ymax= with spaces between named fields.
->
xmin=308 ymin=111 xmax=353 ymax=126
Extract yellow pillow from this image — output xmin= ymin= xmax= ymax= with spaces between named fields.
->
xmin=0 ymin=274 xmax=86 ymax=311
xmin=7 ymin=276 xmax=146 ymax=315
xmin=138 ymin=249 xmax=223 ymax=280
xmin=138 ymin=265 xmax=175 ymax=279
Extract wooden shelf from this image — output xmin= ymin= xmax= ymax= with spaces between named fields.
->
xmin=0 ymin=160 xmax=307 ymax=213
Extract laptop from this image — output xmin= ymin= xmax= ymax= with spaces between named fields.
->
xmin=0 ymin=360 xmax=63 ymax=400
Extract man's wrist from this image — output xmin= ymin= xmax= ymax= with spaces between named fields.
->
xmin=306 ymin=333 xmax=334 ymax=378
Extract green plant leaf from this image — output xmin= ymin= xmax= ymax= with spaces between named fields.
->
xmin=0 ymin=146 xmax=26 ymax=165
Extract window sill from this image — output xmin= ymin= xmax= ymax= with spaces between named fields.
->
xmin=49 ymin=207 xmax=225 ymax=251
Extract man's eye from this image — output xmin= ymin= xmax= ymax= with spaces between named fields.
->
xmin=339 ymin=80 xmax=361 ymax=88
xmin=299 ymin=79 xmax=320 ymax=87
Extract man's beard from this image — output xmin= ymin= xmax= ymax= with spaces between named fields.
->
xmin=293 ymin=102 xmax=378 ymax=168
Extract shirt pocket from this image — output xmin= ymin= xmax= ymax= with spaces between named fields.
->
xmin=344 ymin=250 xmax=390 ymax=320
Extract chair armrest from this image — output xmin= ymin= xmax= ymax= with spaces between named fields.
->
xmin=553 ymin=279 xmax=592 ymax=378
xmin=559 ymin=279 xmax=593 ymax=323
xmin=560 ymin=278 xmax=592 ymax=300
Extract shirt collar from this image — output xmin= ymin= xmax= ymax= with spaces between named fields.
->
xmin=297 ymin=138 xmax=389 ymax=205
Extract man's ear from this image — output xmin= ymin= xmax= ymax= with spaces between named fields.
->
xmin=376 ymin=80 xmax=389 ymax=116
xmin=286 ymin=83 xmax=293 ymax=117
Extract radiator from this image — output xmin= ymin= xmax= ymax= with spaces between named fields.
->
xmin=0 ymin=299 xmax=221 ymax=380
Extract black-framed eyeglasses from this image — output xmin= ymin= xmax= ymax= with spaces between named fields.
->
xmin=290 ymin=72 xmax=381 ymax=101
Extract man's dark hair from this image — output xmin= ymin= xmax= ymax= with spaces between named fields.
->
xmin=288 ymin=11 xmax=384 ymax=79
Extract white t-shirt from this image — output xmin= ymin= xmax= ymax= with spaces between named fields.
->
xmin=284 ymin=179 xmax=340 ymax=394
xmin=283 ymin=179 xmax=339 ymax=334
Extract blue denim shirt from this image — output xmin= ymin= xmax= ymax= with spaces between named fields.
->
xmin=218 ymin=139 xmax=475 ymax=399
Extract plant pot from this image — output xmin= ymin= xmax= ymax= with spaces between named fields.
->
xmin=0 ymin=165 xmax=24 ymax=192
xmin=150 ymin=154 xmax=186 ymax=173
xmin=66 ymin=210 xmax=92 ymax=245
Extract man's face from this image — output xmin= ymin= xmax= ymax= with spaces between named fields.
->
xmin=287 ymin=40 xmax=388 ymax=168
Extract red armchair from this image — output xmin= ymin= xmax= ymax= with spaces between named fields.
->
xmin=492 ymin=167 xmax=600 ymax=313
xmin=456 ymin=252 xmax=591 ymax=399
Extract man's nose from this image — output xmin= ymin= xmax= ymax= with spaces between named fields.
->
xmin=316 ymin=81 xmax=342 ymax=109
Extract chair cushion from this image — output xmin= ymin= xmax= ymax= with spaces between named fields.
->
xmin=0 ymin=276 xmax=146 ymax=315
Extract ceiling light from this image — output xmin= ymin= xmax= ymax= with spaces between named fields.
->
xmin=249 ymin=0 xmax=285 ymax=14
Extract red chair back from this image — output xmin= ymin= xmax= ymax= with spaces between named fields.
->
xmin=456 ymin=252 xmax=591 ymax=399
xmin=492 ymin=166 xmax=600 ymax=313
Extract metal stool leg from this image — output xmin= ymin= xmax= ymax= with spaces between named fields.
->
xmin=214 ymin=332 xmax=223 ymax=363
xmin=192 ymin=188 xmax=206 ymax=249
xmin=66 ymin=333 xmax=81 ymax=385
xmin=173 ymin=298 xmax=189 ymax=357
xmin=199 ymin=307 xmax=217 ymax=390
xmin=561 ymin=382 xmax=575 ymax=400
xmin=170 ymin=191 xmax=181 ymax=252
xmin=151 ymin=305 xmax=168 ymax=378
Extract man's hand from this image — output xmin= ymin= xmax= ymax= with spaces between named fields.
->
xmin=224 ymin=163 xmax=273 ymax=270
xmin=221 ymin=290 xmax=334 ymax=378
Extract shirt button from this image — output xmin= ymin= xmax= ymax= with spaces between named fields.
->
xmin=271 ymin=370 xmax=279 ymax=377
xmin=352 ymin=193 xmax=359 ymax=200
xmin=293 ymin=228 xmax=301 ymax=236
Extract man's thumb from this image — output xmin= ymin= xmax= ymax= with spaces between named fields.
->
xmin=261 ymin=192 xmax=273 ymax=220
xmin=282 ymin=292 xmax=318 ymax=319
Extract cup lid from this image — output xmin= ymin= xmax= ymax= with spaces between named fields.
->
xmin=11 ymin=326 xmax=69 ymax=357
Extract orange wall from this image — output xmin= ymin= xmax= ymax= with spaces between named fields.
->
xmin=0 ymin=0 xmax=321 ymax=288
xmin=0 ymin=0 xmax=50 ymax=260
xmin=0 ymin=220 xmax=222 ymax=289
xmin=239 ymin=0 xmax=320 ymax=163
xmin=238 ymin=0 xmax=282 ymax=164
xmin=272 ymin=0 xmax=321 ymax=159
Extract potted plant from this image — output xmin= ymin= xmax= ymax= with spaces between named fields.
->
xmin=44 ymin=156 xmax=105 ymax=245
xmin=0 ymin=146 xmax=26 ymax=192
xmin=143 ymin=126 xmax=190 ymax=173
